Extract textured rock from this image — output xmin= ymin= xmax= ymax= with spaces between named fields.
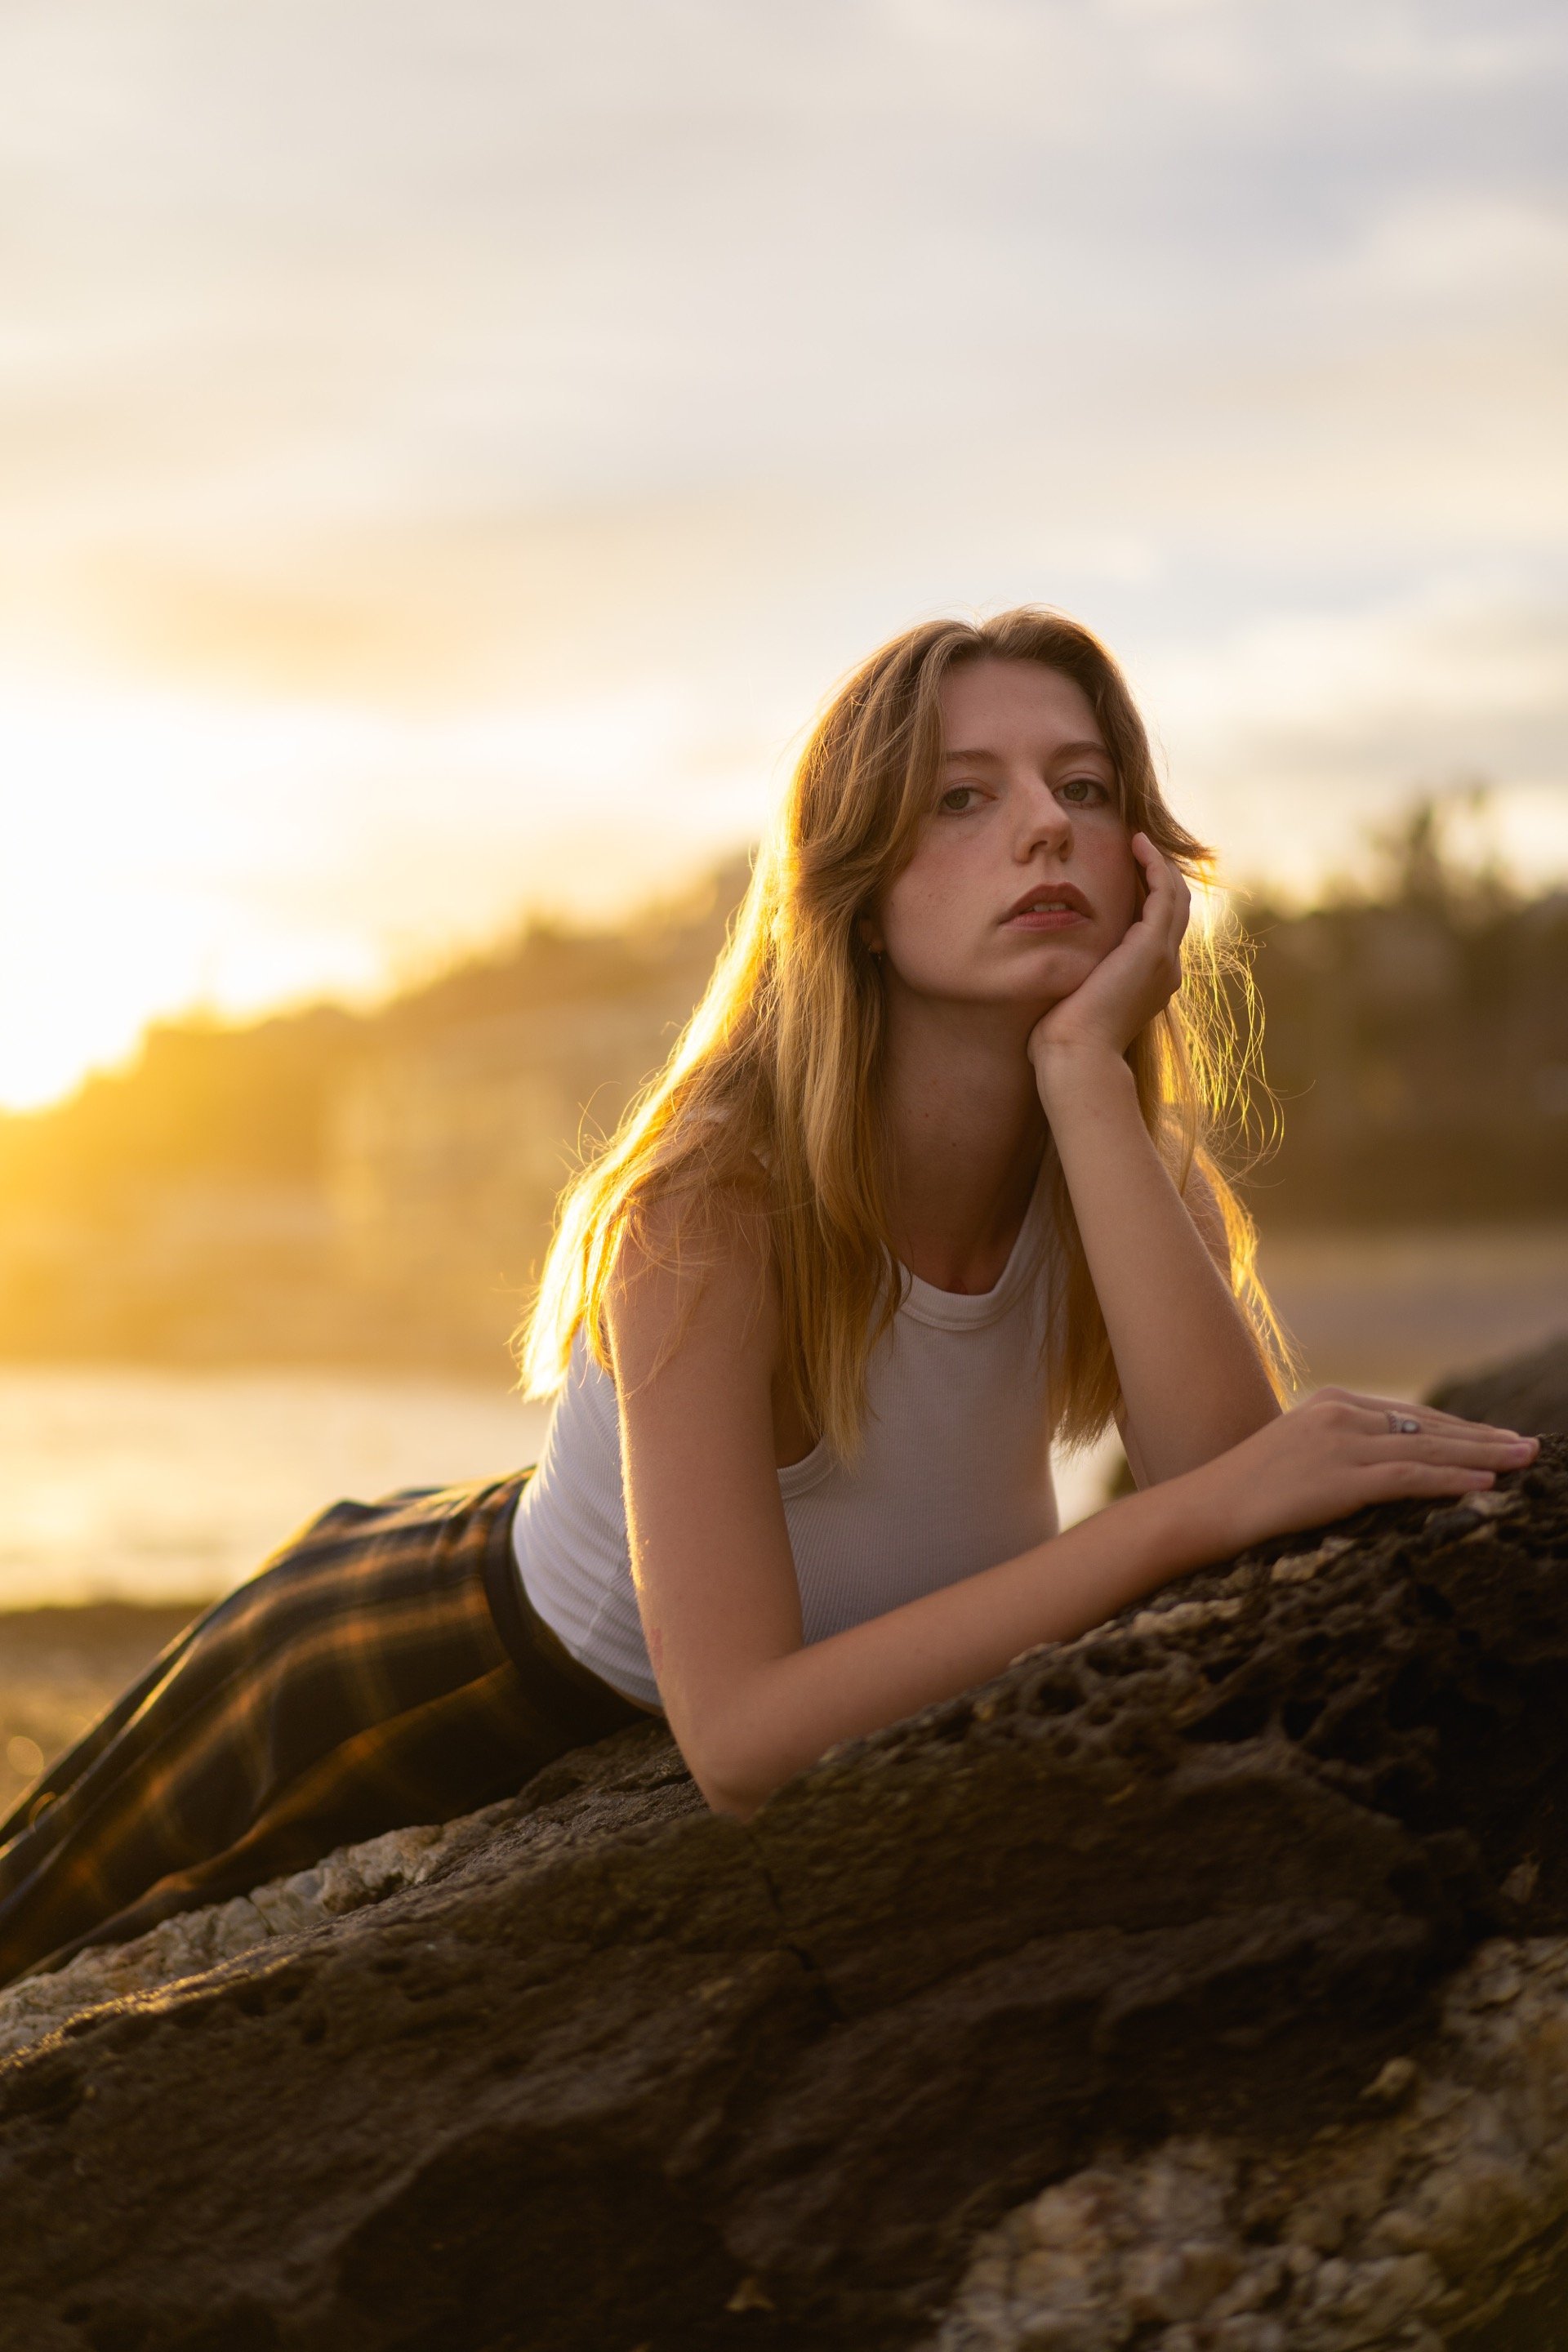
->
xmin=1428 ymin=1329 xmax=1568 ymax=1438
xmin=0 ymin=1816 xmax=475 ymax=2065
xmin=929 ymin=1936 xmax=1568 ymax=2351
xmin=2 ymin=1441 xmax=1567 ymax=2350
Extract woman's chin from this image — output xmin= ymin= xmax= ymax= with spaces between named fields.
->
xmin=998 ymin=940 xmax=1104 ymax=995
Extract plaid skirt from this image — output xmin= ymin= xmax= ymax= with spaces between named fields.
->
xmin=0 ymin=1470 xmax=650 ymax=1990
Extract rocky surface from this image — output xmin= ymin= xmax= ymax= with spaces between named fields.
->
xmin=1429 ymin=1329 xmax=1568 ymax=1440
xmin=929 ymin=1936 xmax=1568 ymax=2352
xmin=0 ymin=1814 xmax=482 ymax=2065
xmin=2 ymin=1441 xmax=1567 ymax=2350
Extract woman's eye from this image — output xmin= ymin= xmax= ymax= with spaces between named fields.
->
xmin=1059 ymin=777 xmax=1109 ymax=805
xmin=938 ymin=785 xmax=982 ymax=813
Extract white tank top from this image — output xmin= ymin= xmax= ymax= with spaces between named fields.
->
xmin=510 ymin=1166 xmax=1062 ymax=1709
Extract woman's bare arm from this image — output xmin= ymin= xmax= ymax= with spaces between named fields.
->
xmin=1048 ymin=1058 xmax=1279 ymax=1481
xmin=1032 ymin=835 xmax=1280 ymax=1483
xmin=1112 ymin=1158 xmax=1238 ymax=1488
xmin=609 ymin=1200 xmax=1535 ymax=1821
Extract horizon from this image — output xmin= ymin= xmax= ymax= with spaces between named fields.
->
xmin=2 ymin=786 xmax=1550 ymax=1127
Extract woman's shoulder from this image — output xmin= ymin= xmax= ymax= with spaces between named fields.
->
xmin=606 ymin=1167 xmax=781 ymax=1389
xmin=617 ymin=1155 xmax=774 ymax=1273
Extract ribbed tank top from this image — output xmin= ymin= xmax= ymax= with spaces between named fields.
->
xmin=510 ymin=1165 xmax=1062 ymax=1709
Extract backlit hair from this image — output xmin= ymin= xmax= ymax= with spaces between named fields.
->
xmin=519 ymin=608 xmax=1290 ymax=1456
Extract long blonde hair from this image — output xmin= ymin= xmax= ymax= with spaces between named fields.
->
xmin=519 ymin=608 xmax=1289 ymax=1455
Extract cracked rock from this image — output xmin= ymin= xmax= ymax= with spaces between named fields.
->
xmin=1 ymin=1441 xmax=1566 ymax=2350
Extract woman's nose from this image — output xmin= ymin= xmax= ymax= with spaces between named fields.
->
xmin=1016 ymin=783 xmax=1071 ymax=858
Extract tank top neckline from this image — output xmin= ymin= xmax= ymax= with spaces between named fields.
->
xmin=776 ymin=1157 xmax=1051 ymax=1498
xmin=898 ymin=1156 xmax=1051 ymax=1332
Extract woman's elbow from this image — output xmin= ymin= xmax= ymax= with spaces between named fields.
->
xmin=664 ymin=1655 xmax=815 ymax=1821
xmin=677 ymin=1721 xmax=786 ymax=1824
xmin=697 ymin=1775 xmax=764 ymax=1824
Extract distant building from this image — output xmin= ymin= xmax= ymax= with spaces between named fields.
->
xmin=325 ymin=990 xmax=692 ymax=1364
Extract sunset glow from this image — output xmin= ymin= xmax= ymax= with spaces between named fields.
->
xmin=2 ymin=0 xmax=1564 ymax=1109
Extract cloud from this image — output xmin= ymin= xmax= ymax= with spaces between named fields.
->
xmin=1332 ymin=191 xmax=1568 ymax=307
xmin=1144 ymin=581 xmax=1568 ymax=892
xmin=0 ymin=0 xmax=1564 ymax=1098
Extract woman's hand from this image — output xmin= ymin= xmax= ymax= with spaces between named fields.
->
xmin=1190 ymin=1387 xmax=1539 ymax=1557
xmin=1027 ymin=832 xmax=1188 ymax=1089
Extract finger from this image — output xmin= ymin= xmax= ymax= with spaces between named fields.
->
xmin=1169 ymin=867 xmax=1192 ymax=950
xmin=1130 ymin=831 xmax=1169 ymax=889
xmin=1406 ymin=1408 xmax=1535 ymax=1441
xmin=1337 ymin=1405 xmax=1535 ymax=1459
xmin=1129 ymin=835 xmax=1183 ymax=941
xmin=1373 ymin=1433 xmax=1539 ymax=1467
xmin=1318 ymin=1388 xmax=1528 ymax=1440
xmin=1144 ymin=841 xmax=1190 ymax=928
xmin=1358 ymin=1463 xmax=1501 ymax=1501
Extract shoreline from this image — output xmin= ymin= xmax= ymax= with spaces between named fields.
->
xmin=1 ymin=1601 xmax=209 ymax=1821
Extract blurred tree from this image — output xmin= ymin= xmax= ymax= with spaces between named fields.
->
xmin=0 ymin=819 xmax=1561 ymax=1369
xmin=1233 ymin=786 xmax=1568 ymax=1226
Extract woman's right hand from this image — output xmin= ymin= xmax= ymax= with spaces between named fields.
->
xmin=1192 ymin=1387 xmax=1540 ymax=1557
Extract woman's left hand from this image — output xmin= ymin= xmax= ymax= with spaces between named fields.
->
xmin=1027 ymin=832 xmax=1189 ymax=1087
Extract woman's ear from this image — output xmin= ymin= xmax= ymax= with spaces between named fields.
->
xmin=856 ymin=911 xmax=886 ymax=958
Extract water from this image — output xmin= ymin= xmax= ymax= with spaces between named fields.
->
xmin=0 ymin=1368 xmax=554 ymax=1610
xmin=0 ymin=1365 xmax=1119 ymax=1610
xmin=1260 ymin=1223 xmax=1568 ymax=1401
xmin=2 ymin=1223 xmax=1565 ymax=1613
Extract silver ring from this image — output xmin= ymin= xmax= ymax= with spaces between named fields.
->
xmin=1387 ymin=1411 xmax=1421 ymax=1436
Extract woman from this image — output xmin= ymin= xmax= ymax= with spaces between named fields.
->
xmin=0 ymin=608 xmax=1533 ymax=1984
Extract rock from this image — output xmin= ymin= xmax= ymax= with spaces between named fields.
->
xmin=929 ymin=1937 xmax=1568 ymax=2351
xmin=1428 ymin=1329 xmax=1568 ymax=1435
xmin=1 ymin=1441 xmax=1566 ymax=2350
xmin=0 ymin=1817 xmax=474 ymax=2065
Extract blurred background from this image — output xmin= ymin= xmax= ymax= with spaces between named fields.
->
xmin=2 ymin=0 xmax=1566 ymax=1797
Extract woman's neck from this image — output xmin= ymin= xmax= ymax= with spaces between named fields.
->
xmin=880 ymin=995 xmax=1049 ymax=1295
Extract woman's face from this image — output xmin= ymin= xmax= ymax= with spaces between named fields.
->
xmin=869 ymin=657 xmax=1142 ymax=1013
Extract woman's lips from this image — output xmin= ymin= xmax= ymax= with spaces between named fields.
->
xmin=1003 ymin=906 xmax=1089 ymax=931
xmin=1001 ymin=880 xmax=1093 ymax=929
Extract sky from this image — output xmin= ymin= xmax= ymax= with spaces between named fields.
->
xmin=1 ymin=0 xmax=1565 ymax=1107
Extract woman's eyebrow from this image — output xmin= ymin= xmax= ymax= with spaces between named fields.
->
xmin=940 ymin=739 xmax=1111 ymax=764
